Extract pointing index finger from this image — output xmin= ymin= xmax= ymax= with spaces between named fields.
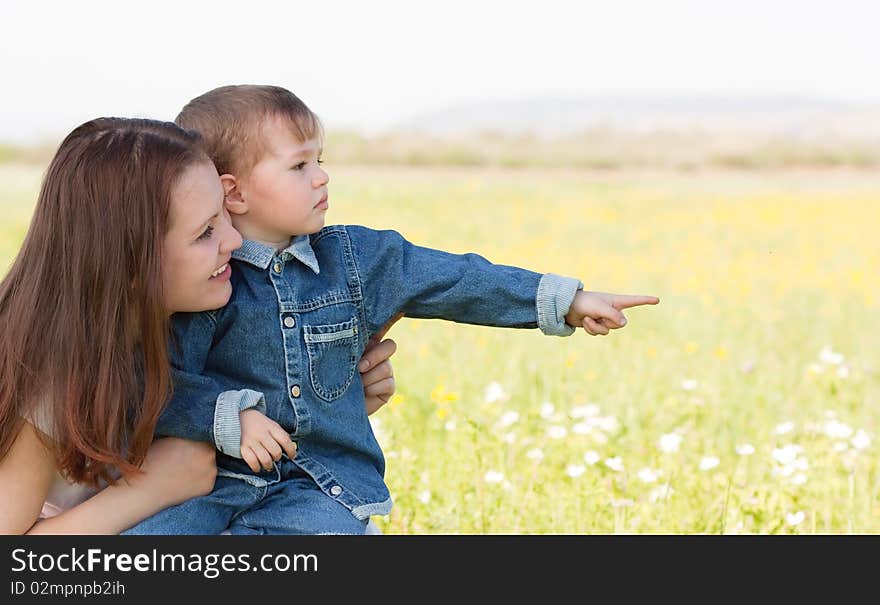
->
xmin=612 ymin=294 xmax=660 ymax=309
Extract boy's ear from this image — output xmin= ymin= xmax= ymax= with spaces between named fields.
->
xmin=220 ymin=174 xmax=248 ymax=215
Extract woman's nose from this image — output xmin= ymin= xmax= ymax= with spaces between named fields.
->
xmin=221 ymin=223 xmax=243 ymax=253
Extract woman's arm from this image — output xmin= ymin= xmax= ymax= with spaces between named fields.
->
xmin=0 ymin=423 xmax=217 ymax=535
xmin=0 ymin=421 xmax=56 ymax=534
xmin=28 ymin=437 xmax=217 ymax=535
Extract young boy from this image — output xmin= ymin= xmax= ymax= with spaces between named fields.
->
xmin=125 ymin=85 xmax=659 ymax=534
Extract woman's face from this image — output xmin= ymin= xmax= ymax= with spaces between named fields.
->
xmin=162 ymin=160 xmax=243 ymax=314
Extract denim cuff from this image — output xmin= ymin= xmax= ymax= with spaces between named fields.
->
xmin=213 ymin=389 xmax=267 ymax=458
xmin=536 ymin=273 xmax=583 ymax=336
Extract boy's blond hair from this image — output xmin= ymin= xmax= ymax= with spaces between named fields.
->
xmin=175 ymin=84 xmax=323 ymax=177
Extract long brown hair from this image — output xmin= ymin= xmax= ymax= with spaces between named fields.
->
xmin=0 ymin=117 xmax=209 ymax=486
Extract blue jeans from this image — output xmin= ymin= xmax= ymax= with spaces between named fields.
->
xmin=122 ymin=460 xmax=369 ymax=535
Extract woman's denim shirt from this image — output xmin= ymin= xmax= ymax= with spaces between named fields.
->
xmin=155 ymin=225 xmax=581 ymax=520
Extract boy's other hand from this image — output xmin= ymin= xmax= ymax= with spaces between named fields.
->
xmin=239 ymin=409 xmax=298 ymax=473
xmin=565 ymin=291 xmax=660 ymax=336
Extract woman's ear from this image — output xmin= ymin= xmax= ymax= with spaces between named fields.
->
xmin=220 ymin=174 xmax=247 ymax=216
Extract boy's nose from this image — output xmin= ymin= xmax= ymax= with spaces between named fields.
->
xmin=313 ymin=167 xmax=330 ymax=188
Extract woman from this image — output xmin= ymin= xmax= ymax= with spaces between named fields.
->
xmin=0 ymin=117 xmax=398 ymax=534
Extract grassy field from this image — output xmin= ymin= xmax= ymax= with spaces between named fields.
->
xmin=2 ymin=163 xmax=878 ymax=533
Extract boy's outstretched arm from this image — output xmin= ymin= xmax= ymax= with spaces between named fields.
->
xmin=564 ymin=291 xmax=660 ymax=336
xmin=346 ymin=226 xmax=580 ymax=337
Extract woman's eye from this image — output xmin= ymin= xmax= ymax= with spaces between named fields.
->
xmin=196 ymin=225 xmax=214 ymax=242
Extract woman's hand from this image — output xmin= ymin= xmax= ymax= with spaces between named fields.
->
xmin=359 ymin=313 xmax=403 ymax=416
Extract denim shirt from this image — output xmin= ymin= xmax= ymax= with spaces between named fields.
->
xmin=155 ymin=225 xmax=582 ymax=520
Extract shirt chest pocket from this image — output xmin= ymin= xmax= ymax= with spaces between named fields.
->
xmin=303 ymin=317 xmax=360 ymax=402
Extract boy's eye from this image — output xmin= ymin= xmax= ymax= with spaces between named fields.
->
xmin=292 ymin=162 xmax=307 ymax=171
xmin=196 ymin=225 xmax=214 ymax=242
xmin=317 ymin=157 xmax=324 ymax=165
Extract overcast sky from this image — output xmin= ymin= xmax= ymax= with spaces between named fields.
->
xmin=2 ymin=0 xmax=878 ymax=143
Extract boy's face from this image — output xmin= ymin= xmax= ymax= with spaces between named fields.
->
xmin=236 ymin=116 xmax=329 ymax=243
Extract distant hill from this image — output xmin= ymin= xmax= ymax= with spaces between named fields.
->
xmin=393 ymin=95 xmax=880 ymax=141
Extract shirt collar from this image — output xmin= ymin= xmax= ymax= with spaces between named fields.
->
xmin=231 ymin=235 xmax=321 ymax=274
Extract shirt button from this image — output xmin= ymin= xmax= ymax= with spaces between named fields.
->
xmin=273 ymin=263 xmax=282 ymax=273
xmin=290 ymin=385 xmax=301 ymax=398
xmin=330 ymin=485 xmax=343 ymax=496
xmin=283 ymin=316 xmax=296 ymax=328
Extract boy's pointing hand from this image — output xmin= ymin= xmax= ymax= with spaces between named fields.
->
xmin=565 ymin=291 xmax=660 ymax=336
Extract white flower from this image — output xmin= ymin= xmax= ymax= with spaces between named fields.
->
xmin=833 ymin=441 xmax=849 ymax=452
xmin=605 ymin=456 xmax=624 ymax=472
xmin=793 ymin=458 xmax=809 ymax=471
xmin=851 ymin=430 xmax=871 ymax=450
xmin=775 ymin=421 xmax=795 ymax=435
xmin=736 ymin=443 xmax=755 ymax=456
xmin=503 ymin=432 xmax=516 ymax=444
xmin=572 ymin=422 xmax=593 ymax=435
xmin=484 ymin=471 xmax=504 ymax=484
xmin=540 ymin=402 xmax=555 ymax=419
xmin=547 ymin=425 xmax=568 ymax=440
xmin=584 ymin=451 xmax=601 ymax=465
xmin=823 ymin=420 xmax=853 ymax=440
xmin=836 ymin=366 xmax=850 ymax=379
xmin=596 ymin=416 xmax=620 ymax=434
xmin=819 ymin=346 xmax=844 ymax=365
xmin=499 ymin=410 xmax=520 ymax=427
xmin=570 ymin=404 xmax=601 ymax=418
xmin=785 ymin=511 xmax=805 ymax=527
xmin=591 ymin=432 xmax=609 ymax=445
xmin=772 ymin=444 xmax=802 ymax=466
xmin=566 ymin=464 xmax=586 ymax=478
xmin=637 ymin=467 xmax=659 ymax=483
xmin=775 ymin=464 xmax=795 ymax=478
xmin=699 ymin=456 xmax=720 ymax=471
xmin=484 ymin=381 xmax=507 ymax=403
xmin=659 ymin=433 xmax=683 ymax=453
xmin=445 ymin=421 xmax=457 ymax=431
xmin=648 ymin=483 xmax=674 ymax=503
xmin=418 ymin=490 xmax=432 ymax=504
xmin=681 ymin=378 xmax=698 ymax=391
xmin=526 ymin=448 xmax=544 ymax=461
xmin=790 ymin=473 xmax=808 ymax=486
